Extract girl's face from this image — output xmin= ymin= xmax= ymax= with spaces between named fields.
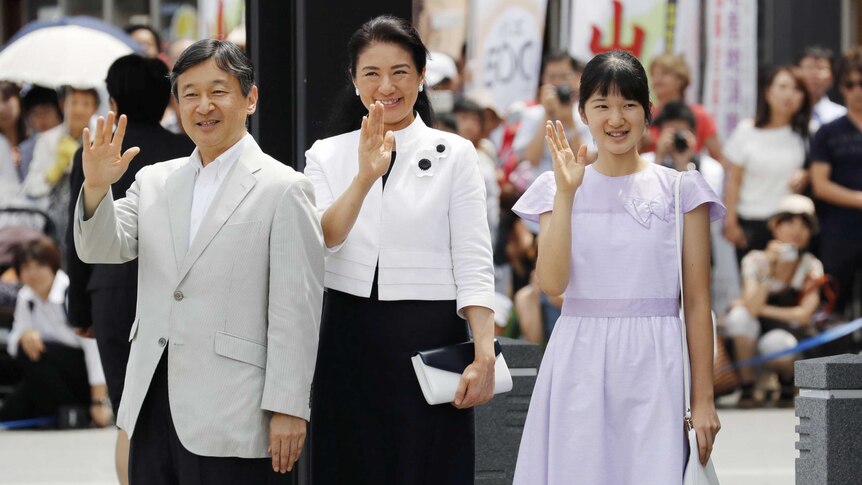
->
xmin=766 ymin=70 xmax=805 ymax=120
xmin=19 ymin=260 xmax=55 ymax=299
xmin=580 ymin=88 xmax=647 ymax=156
xmin=773 ymin=216 xmax=812 ymax=248
xmin=354 ymin=42 xmax=424 ymax=132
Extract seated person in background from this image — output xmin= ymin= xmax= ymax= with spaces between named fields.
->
xmin=0 ymin=237 xmax=110 ymax=427
xmin=723 ymin=195 xmax=823 ymax=408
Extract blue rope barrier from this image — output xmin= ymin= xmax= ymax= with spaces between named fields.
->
xmin=0 ymin=416 xmax=56 ymax=429
xmin=723 ymin=317 xmax=862 ymax=370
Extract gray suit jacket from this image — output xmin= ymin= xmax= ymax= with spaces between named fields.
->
xmin=74 ymin=138 xmax=324 ymax=458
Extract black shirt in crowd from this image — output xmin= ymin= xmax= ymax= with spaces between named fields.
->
xmin=811 ymin=115 xmax=862 ymax=240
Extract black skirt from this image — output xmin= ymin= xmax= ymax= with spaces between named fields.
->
xmin=310 ymin=288 xmax=474 ymax=485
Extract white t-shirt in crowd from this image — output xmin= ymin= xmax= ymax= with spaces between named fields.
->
xmin=724 ymin=119 xmax=806 ymax=220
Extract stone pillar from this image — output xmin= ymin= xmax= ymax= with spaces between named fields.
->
xmin=475 ymin=337 xmax=541 ymax=484
xmin=795 ymin=353 xmax=862 ymax=484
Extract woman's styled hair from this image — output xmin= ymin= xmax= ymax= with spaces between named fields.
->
xmin=325 ymin=16 xmax=435 ymax=137
xmin=0 ymin=81 xmax=27 ymax=145
xmin=107 ymin=54 xmax=172 ymax=124
xmin=578 ymin=50 xmax=652 ymax=124
xmin=649 ymin=53 xmax=691 ymax=94
xmin=13 ymin=236 xmax=61 ymax=275
xmin=754 ymin=66 xmax=811 ymax=138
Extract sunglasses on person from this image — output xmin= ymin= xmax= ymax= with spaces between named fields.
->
xmin=843 ymin=80 xmax=862 ymax=90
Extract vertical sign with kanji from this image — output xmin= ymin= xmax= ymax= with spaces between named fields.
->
xmin=703 ymin=0 xmax=757 ymax=140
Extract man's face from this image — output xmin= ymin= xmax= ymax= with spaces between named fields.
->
xmin=798 ymin=56 xmax=833 ymax=101
xmin=840 ymin=70 xmax=862 ymax=113
xmin=177 ymin=58 xmax=257 ymax=162
xmin=542 ymin=59 xmax=581 ymax=99
xmin=26 ymin=105 xmax=61 ymax=133
xmin=65 ymin=91 xmax=98 ymax=136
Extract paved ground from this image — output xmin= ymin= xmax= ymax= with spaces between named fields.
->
xmin=0 ymin=408 xmax=797 ymax=484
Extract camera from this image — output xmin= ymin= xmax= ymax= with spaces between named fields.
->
xmin=777 ymin=243 xmax=799 ymax=262
xmin=556 ymin=85 xmax=573 ymax=104
xmin=672 ymin=131 xmax=689 ymax=152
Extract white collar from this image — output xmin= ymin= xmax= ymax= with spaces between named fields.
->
xmin=188 ymin=133 xmax=251 ymax=177
xmin=22 ymin=269 xmax=69 ymax=304
xmin=392 ymin=114 xmax=427 ymax=145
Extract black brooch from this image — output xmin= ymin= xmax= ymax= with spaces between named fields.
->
xmin=432 ymin=138 xmax=450 ymax=158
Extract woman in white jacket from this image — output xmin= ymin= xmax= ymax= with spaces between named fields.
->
xmin=304 ymin=15 xmax=496 ymax=485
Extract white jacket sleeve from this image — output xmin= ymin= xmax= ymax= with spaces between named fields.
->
xmin=448 ymin=141 xmax=496 ymax=317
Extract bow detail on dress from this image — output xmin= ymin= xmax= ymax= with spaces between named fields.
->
xmin=625 ymin=197 xmax=669 ymax=228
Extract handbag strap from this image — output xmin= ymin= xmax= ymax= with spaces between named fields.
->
xmin=674 ymin=171 xmax=694 ymax=425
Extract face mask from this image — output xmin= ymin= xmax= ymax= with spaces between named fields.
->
xmin=428 ymin=89 xmax=455 ymax=114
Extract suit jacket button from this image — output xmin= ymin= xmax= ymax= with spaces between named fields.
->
xmin=174 ymin=291 xmax=184 ymax=301
xmin=158 ymin=337 xmax=167 ymax=347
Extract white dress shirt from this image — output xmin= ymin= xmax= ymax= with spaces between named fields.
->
xmin=810 ymin=96 xmax=847 ymax=133
xmin=8 ymin=270 xmax=106 ymax=386
xmin=188 ymin=133 xmax=249 ymax=246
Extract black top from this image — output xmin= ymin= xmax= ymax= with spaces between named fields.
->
xmin=811 ymin=116 xmax=862 ymax=239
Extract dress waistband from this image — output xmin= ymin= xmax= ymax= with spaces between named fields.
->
xmin=561 ymin=298 xmax=680 ymax=318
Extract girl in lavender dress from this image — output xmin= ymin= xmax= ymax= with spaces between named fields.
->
xmin=512 ymin=51 xmax=724 ymax=484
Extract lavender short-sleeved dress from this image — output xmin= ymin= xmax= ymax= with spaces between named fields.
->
xmin=511 ymin=163 xmax=726 ymax=484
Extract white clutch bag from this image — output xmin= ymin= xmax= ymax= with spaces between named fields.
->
xmin=411 ymin=339 xmax=513 ymax=405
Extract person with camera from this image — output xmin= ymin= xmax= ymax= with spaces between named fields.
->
xmin=642 ymin=101 xmax=724 ymax=195
xmin=722 ymin=195 xmax=823 ymax=408
xmin=512 ymin=51 xmax=590 ymax=182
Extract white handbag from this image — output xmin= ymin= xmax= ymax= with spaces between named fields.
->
xmin=411 ymin=339 xmax=513 ymax=405
xmin=674 ymin=172 xmax=721 ymax=485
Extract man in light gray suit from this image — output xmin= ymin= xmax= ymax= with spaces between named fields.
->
xmin=74 ymin=40 xmax=324 ymax=483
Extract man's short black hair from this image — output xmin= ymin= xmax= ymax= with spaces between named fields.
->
xmin=20 ymin=85 xmax=61 ymax=118
xmin=170 ymin=39 xmax=254 ymax=100
xmin=796 ymin=45 xmax=835 ymax=69
xmin=653 ymin=101 xmax=697 ymax=129
xmin=541 ymin=50 xmax=584 ymax=76
xmin=107 ymin=54 xmax=172 ymax=124
xmin=452 ymin=99 xmax=484 ymax=115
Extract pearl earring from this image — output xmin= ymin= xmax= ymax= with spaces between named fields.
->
xmin=419 ymin=84 xmax=424 ymax=93
xmin=355 ymin=87 xmax=360 ymax=96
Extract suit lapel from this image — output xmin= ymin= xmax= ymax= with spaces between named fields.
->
xmin=177 ymin=140 xmax=262 ymax=283
xmin=165 ymin=162 xmax=195 ymax=271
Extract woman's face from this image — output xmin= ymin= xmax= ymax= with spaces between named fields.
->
xmin=0 ymin=93 xmax=20 ymax=128
xmin=766 ymin=70 xmax=805 ymax=120
xmin=773 ymin=216 xmax=812 ymax=248
xmin=580 ymin=88 xmax=647 ymax=156
xmin=19 ymin=260 xmax=55 ymax=299
xmin=650 ymin=67 xmax=684 ymax=102
xmin=354 ymin=42 xmax=424 ymax=131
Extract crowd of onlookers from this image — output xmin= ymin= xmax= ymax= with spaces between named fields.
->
xmin=0 ymin=25 xmax=197 ymax=435
xmin=424 ymin=44 xmax=862 ymax=408
xmin=1 ymin=26 xmax=861 ymax=432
